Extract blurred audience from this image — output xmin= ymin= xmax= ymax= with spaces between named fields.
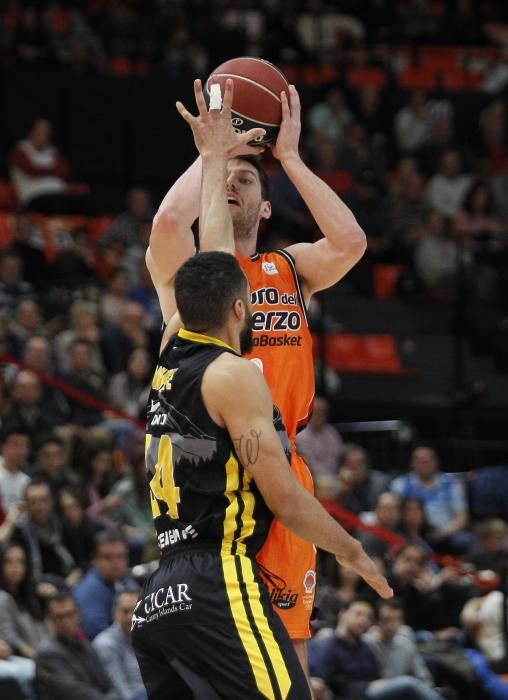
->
xmin=336 ymin=444 xmax=390 ymax=515
xmin=295 ymin=396 xmax=342 ymax=479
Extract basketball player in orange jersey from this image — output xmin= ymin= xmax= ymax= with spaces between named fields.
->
xmin=147 ymin=78 xmax=367 ymax=674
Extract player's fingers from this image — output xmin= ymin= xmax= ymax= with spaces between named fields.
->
xmin=176 ymin=101 xmax=196 ymax=126
xmin=222 ymin=79 xmax=234 ymax=115
xmin=289 ymin=84 xmax=301 ymax=120
xmin=370 ymin=575 xmax=393 ymax=599
xmin=194 ymin=79 xmax=208 ymax=118
xmin=280 ymin=90 xmax=291 ymax=121
xmin=242 ymin=127 xmax=266 ymax=145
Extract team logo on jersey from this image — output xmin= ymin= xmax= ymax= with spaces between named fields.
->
xmin=303 ymin=569 xmax=316 ymax=594
xmin=262 ymin=261 xmax=279 ymax=275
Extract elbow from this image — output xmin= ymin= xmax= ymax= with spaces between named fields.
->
xmin=349 ymin=225 xmax=367 ymax=258
xmin=151 ymin=208 xmax=179 ymax=244
xmin=271 ymin=497 xmax=295 ymax=529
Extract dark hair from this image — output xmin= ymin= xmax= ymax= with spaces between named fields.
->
xmin=114 ymin=588 xmax=140 ymax=608
xmin=400 ymin=496 xmax=431 ymax=539
xmin=342 ymin=596 xmax=375 ymax=612
xmin=47 ymin=590 xmax=76 ymax=610
xmin=234 ymin=155 xmax=270 ymax=200
xmin=68 ymin=337 xmax=93 ymax=354
xmin=339 ymin=443 xmax=370 ymax=468
xmin=36 ymin=435 xmax=64 ymax=452
xmin=93 ymin=528 xmax=128 ymax=555
xmin=174 ymin=252 xmax=248 ymax=332
xmin=1 ymin=428 xmax=30 ymax=444
xmin=462 ymin=179 xmax=495 ymax=216
xmin=25 ymin=477 xmax=52 ymax=498
xmin=0 ymin=543 xmax=44 ymax=620
xmin=377 ymin=597 xmax=404 ymax=613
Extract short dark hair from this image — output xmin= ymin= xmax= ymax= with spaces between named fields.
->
xmin=377 ymin=597 xmax=404 ymax=615
xmin=234 ymin=155 xmax=270 ymax=200
xmin=47 ymin=590 xmax=76 ymax=611
xmin=93 ymin=528 xmax=128 ymax=555
xmin=175 ymin=252 xmax=248 ymax=333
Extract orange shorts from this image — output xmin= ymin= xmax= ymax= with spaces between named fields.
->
xmin=256 ymin=451 xmax=316 ymax=640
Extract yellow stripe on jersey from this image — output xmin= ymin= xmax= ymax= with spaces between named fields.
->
xmin=221 ymin=454 xmax=290 ymax=700
xmin=239 ymin=555 xmax=291 ymax=700
xmin=178 ymin=328 xmax=238 ymax=354
xmin=222 ymin=452 xmax=241 ymax=556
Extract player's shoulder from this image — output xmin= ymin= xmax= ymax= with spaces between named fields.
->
xmin=203 ymin=352 xmax=264 ymax=395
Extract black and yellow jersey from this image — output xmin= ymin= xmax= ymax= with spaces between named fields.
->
xmin=146 ymin=328 xmax=291 ymax=558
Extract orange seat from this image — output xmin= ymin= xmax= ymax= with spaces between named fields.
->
xmin=399 ymin=68 xmax=437 ymax=90
xmin=110 ymin=56 xmax=132 ymax=77
xmin=347 ymin=67 xmax=387 ymax=88
xmin=0 ymin=212 xmax=15 ymax=248
xmin=317 ymin=333 xmax=404 ymax=374
xmin=88 ymin=215 xmax=114 ymax=241
xmin=0 ymin=180 xmax=16 ymax=210
xmin=374 ymin=264 xmax=405 ymax=300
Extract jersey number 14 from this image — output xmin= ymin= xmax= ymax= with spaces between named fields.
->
xmin=149 ymin=435 xmax=181 ymax=519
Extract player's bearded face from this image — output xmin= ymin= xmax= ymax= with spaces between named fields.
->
xmin=232 ymin=200 xmax=262 ymax=240
xmin=240 ymin=305 xmax=253 ymax=355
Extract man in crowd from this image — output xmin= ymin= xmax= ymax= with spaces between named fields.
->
xmin=74 ymin=529 xmax=136 ymax=640
xmin=295 ymin=396 xmax=343 ymax=479
xmin=0 ymin=429 xmax=31 ymax=512
xmin=93 ymin=590 xmax=147 ymax=700
xmin=35 ymin=592 xmax=121 ymax=700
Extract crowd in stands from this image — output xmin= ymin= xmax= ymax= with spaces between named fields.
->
xmin=0 ymin=2 xmax=506 ymax=698
xmin=296 ymin=398 xmax=508 ymax=700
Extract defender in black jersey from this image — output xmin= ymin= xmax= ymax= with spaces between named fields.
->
xmin=132 ymin=253 xmax=310 ymax=700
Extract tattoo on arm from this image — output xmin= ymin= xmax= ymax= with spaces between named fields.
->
xmin=233 ymin=430 xmax=261 ymax=467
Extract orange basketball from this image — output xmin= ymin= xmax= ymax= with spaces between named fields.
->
xmin=205 ymin=57 xmax=290 ymax=145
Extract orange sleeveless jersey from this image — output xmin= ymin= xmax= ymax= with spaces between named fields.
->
xmin=236 ymin=249 xmax=315 ymax=441
xmin=237 ymin=249 xmax=316 ymax=639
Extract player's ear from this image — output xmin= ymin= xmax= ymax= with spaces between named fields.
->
xmin=232 ymin=297 xmax=244 ymax=321
xmin=260 ymin=200 xmax=271 ymax=221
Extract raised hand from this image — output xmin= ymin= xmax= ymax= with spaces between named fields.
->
xmin=270 ymin=84 xmax=301 ymax=162
xmin=176 ymin=79 xmax=266 ymax=159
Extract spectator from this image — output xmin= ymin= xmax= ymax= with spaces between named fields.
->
xmin=295 ymin=396 xmax=343 ymax=479
xmin=100 ymin=301 xmax=148 ymax=375
xmin=7 ymin=211 xmax=49 ymax=291
xmin=92 ymin=590 xmax=147 ymax=700
xmin=0 ymin=639 xmax=35 ymax=700
xmin=343 ymin=170 xmax=390 ymax=256
xmin=461 ymin=590 xmax=508 ymax=664
xmin=394 ymin=91 xmax=430 ymax=154
xmin=73 ymin=530 xmax=136 ymax=640
xmin=83 ymin=446 xmax=118 ymax=529
xmin=100 ymin=268 xmax=131 ymax=327
xmin=58 ymin=488 xmax=101 ymax=572
xmin=387 ymin=165 xmax=428 ymax=260
xmin=365 ymin=598 xmax=442 ymax=699
xmin=388 ymin=544 xmax=467 ymax=634
xmin=426 ymin=150 xmax=472 ymax=220
xmin=399 ymin=497 xmax=436 ymax=561
xmin=12 ymin=479 xmax=78 ymax=592
xmin=99 ymin=187 xmax=153 ymax=251
xmin=391 ymin=445 xmax=470 ymax=552
xmin=414 ymin=209 xmax=463 ymax=297
xmin=0 ymin=543 xmax=47 ymax=658
xmin=30 ymin=436 xmax=77 ymax=498
xmin=55 ymin=301 xmax=104 ymax=375
xmin=463 ymin=518 xmax=508 ymax=573
xmin=108 ymin=450 xmax=156 ymax=562
xmin=10 ymin=117 xmax=73 ymax=212
xmin=453 ymin=180 xmax=504 ymax=252
xmin=0 ymin=430 xmax=31 ymax=513
xmin=0 ymin=252 xmax=33 ymax=317
xmin=1 ymin=370 xmax=54 ymax=452
xmin=308 ymin=88 xmax=353 ymax=153
xmin=52 ymin=227 xmax=98 ymax=291
xmin=35 ymin=591 xmax=121 ymax=700
xmin=20 ymin=335 xmax=70 ymax=426
xmin=358 ymin=492 xmax=402 ymax=560
xmin=6 ymin=298 xmax=43 ymax=358
xmin=129 ymin=262 xmax=162 ymax=331
xmin=336 ymin=444 xmax=390 ymax=514
xmin=310 ymin=597 xmax=440 ymax=700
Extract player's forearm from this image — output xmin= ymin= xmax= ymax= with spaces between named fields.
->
xmin=152 ymin=156 xmax=202 ymax=235
xmin=200 ymin=153 xmax=235 ymax=253
xmin=281 ymin=154 xmax=365 ymax=250
xmin=277 ymin=479 xmax=361 ymax=562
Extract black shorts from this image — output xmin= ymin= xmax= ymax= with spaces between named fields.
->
xmin=131 ymin=547 xmax=311 ymax=700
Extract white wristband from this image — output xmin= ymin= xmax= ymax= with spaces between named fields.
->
xmin=209 ymin=83 xmax=222 ymax=111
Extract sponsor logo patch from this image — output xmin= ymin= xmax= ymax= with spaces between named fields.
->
xmin=262 ymin=262 xmax=278 ymax=275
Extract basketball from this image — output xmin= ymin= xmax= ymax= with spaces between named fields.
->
xmin=204 ymin=57 xmax=290 ymax=145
